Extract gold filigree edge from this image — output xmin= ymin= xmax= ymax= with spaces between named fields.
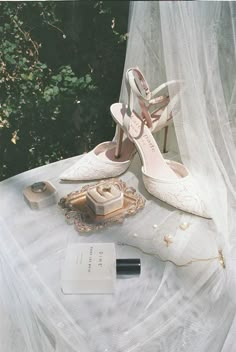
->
xmin=58 ymin=178 xmax=145 ymax=233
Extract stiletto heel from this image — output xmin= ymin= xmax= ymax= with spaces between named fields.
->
xmin=163 ymin=125 xmax=169 ymax=153
xmin=115 ymin=127 xmax=124 ymax=159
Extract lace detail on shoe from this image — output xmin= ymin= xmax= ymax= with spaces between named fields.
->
xmin=142 ymin=172 xmax=210 ymax=218
xmin=60 ymin=149 xmax=131 ymax=181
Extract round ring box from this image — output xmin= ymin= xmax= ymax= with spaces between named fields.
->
xmin=23 ymin=181 xmax=58 ymax=210
xmin=86 ymin=183 xmax=124 ymax=216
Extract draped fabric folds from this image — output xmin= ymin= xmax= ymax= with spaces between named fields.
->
xmin=121 ymin=0 xmax=236 ymax=289
xmin=1 ymin=2 xmax=236 ymax=352
xmin=118 ymin=1 xmax=236 ymax=350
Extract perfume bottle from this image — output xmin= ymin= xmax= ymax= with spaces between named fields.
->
xmin=61 ymin=243 xmax=141 ymax=294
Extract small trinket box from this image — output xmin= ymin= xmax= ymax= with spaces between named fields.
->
xmin=23 ymin=181 xmax=58 ymax=210
xmin=86 ymin=183 xmax=123 ymax=215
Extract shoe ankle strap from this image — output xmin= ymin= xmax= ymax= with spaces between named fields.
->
xmin=126 ymin=67 xmax=152 ymax=102
xmin=125 ymin=66 xmax=183 ymax=133
xmin=125 ymin=67 xmax=153 ymax=132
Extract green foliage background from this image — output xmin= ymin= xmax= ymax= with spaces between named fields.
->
xmin=0 ymin=1 xmax=129 ymax=181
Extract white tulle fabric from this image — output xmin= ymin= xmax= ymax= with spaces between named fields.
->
xmin=118 ymin=1 xmax=236 ymax=351
xmin=1 ymin=2 xmax=236 ymax=352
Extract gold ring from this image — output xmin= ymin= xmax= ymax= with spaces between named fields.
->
xmin=96 ymin=184 xmax=111 ymax=196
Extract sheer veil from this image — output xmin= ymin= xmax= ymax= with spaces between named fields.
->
xmin=1 ymin=2 xmax=236 ymax=352
xmin=118 ymin=1 xmax=236 ymax=350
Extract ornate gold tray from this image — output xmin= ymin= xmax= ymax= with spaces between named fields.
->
xmin=58 ymin=178 xmax=145 ymax=233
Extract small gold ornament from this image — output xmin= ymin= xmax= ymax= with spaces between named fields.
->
xmin=179 ymin=222 xmax=190 ymax=230
xmin=218 ymin=250 xmax=225 ymax=269
xmin=163 ymin=234 xmax=173 ymax=247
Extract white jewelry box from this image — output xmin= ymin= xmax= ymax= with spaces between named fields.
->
xmin=23 ymin=181 xmax=58 ymax=210
xmin=86 ymin=183 xmax=123 ymax=215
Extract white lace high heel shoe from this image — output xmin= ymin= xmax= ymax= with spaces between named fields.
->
xmin=60 ymin=67 xmax=179 ymax=181
xmin=60 ymin=140 xmax=135 ymax=181
xmin=110 ymin=72 xmax=210 ymax=218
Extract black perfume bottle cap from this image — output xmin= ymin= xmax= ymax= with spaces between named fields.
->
xmin=116 ymin=258 xmax=141 ymax=275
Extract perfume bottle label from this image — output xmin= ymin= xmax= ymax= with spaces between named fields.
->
xmin=61 ymin=243 xmax=116 ymax=294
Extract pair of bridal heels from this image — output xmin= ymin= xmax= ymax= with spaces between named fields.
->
xmin=60 ymin=67 xmax=210 ymax=218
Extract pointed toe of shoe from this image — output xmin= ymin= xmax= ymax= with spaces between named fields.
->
xmin=60 ymin=162 xmax=90 ymax=181
xmin=60 ymin=143 xmax=132 ymax=181
xmin=60 ymin=155 xmax=94 ymax=181
xmin=142 ymin=162 xmax=211 ymax=219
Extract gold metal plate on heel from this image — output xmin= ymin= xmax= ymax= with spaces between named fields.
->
xmin=58 ymin=178 xmax=145 ymax=233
